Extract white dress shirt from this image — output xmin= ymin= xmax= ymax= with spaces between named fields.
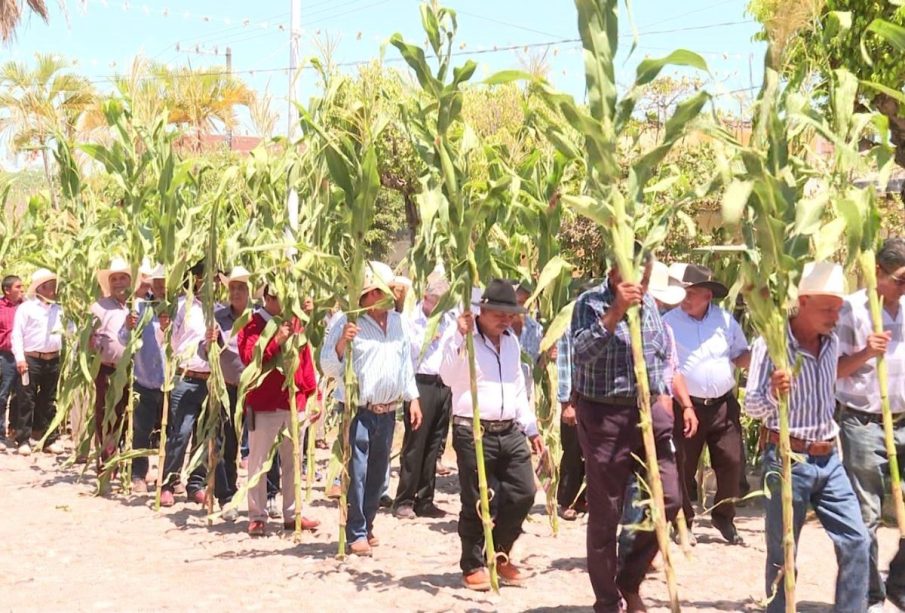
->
xmin=410 ymin=303 xmax=457 ymax=376
xmin=11 ymin=297 xmax=63 ymax=362
xmin=170 ymin=296 xmax=210 ymax=372
xmin=439 ymin=326 xmax=539 ymax=438
xmin=663 ymin=304 xmax=748 ymax=399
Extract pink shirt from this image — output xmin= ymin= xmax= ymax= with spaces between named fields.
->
xmin=0 ymin=297 xmax=20 ymax=352
xmin=90 ymin=297 xmax=129 ymax=365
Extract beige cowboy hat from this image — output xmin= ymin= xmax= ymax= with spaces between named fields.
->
xmin=648 ymin=261 xmax=686 ymax=306
xmin=391 ymin=275 xmax=413 ymax=291
xmin=27 ymin=268 xmax=58 ymax=297
xmin=361 ymin=261 xmax=395 ymax=296
xmin=135 ymin=259 xmax=164 ymax=289
xmin=97 ymin=257 xmax=133 ymax=297
xmin=799 ymin=261 xmax=846 ymax=298
xmin=219 ymin=265 xmax=252 ymax=287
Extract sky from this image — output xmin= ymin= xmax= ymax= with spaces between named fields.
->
xmin=4 ymin=0 xmax=766 ymax=142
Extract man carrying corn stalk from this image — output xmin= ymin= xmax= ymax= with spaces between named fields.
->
xmin=238 ymin=284 xmax=319 ymax=537
xmin=89 ymin=257 xmax=133 ymax=478
xmin=393 ymin=276 xmax=456 ymax=520
xmin=320 ymin=261 xmax=422 ymax=557
xmin=439 ymin=279 xmax=543 ymax=591
xmin=663 ymin=264 xmax=750 ymax=546
xmin=836 ymin=237 xmax=905 ymax=612
xmin=12 ymin=268 xmax=64 ymax=456
xmin=570 ymin=252 xmax=681 ymax=613
xmin=745 ymin=261 xmax=870 ymax=613
xmin=124 ymin=263 xmax=169 ymax=493
xmin=198 ymin=266 xmax=253 ymax=522
xmin=0 ymin=274 xmax=24 ymax=445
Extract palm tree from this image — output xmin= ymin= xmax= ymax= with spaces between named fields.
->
xmin=0 ymin=53 xmax=95 ymax=208
xmin=0 ymin=0 xmax=48 ymax=43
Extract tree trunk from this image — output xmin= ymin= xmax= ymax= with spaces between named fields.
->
xmin=874 ymin=93 xmax=905 ymax=169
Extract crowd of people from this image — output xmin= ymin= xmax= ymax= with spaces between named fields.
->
xmin=2 ymin=238 xmax=905 ymax=613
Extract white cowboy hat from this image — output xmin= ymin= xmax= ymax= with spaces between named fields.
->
xmin=135 ymin=259 xmax=165 ymax=289
xmin=219 ymin=265 xmax=252 ymax=287
xmin=97 ymin=257 xmax=133 ymax=297
xmin=391 ymin=275 xmax=412 ymax=291
xmin=648 ymin=261 xmax=686 ymax=306
xmin=361 ymin=261 xmax=395 ymax=296
xmin=27 ymin=268 xmax=57 ymax=297
xmin=799 ymin=261 xmax=846 ymax=298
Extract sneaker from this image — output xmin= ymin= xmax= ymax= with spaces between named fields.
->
xmin=393 ymin=504 xmax=416 ymax=520
xmin=266 ymin=498 xmax=280 ymax=518
xmin=348 ymin=538 xmax=372 ymax=557
xmin=131 ymin=478 xmax=149 ymax=494
xmin=159 ymin=489 xmax=176 ymax=507
xmin=497 ymin=559 xmax=525 ymax=587
xmin=17 ymin=443 xmax=31 ymax=456
xmin=248 ymin=520 xmax=266 ymax=537
xmin=221 ymin=507 xmax=239 ymax=522
xmin=462 ymin=568 xmax=491 ymax=591
xmin=45 ymin=441 xmax=64 ymax=455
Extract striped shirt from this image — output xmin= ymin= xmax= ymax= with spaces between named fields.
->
xmin=571 ymin=282 xmax=671 ymax=400
xmin=11 ymin=297 xmax=64 ymax=362
xmin=745 ymin=326 xmax=839 ymax=441
xmin=519 ymin=315 xmax=543 ymax=362
xmin=836 ymin=289 xmax=905 ymax=414
xmin=556 ymin=327 xmax=572 ymax=402
xmin=0 ymin=297 xmax=21 ymax=352
xmin=320 ymin=310 xmax=419 ymax=405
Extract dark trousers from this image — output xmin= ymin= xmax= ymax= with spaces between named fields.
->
xmin=94 ymin=364 xmax=129 ymax=465
xmin=576 ymin=396 xmax=681 ymax=613
xmin=132 ymin=383 xmax=162 ymax=480
xmin=558 ymin=418 xmax=586 ymax=509
xmin=677 ymin=394 xmax=742 ymax=526
xmin=452 ymin=422 xmax=536 ymax=574
xmin=15 ymin=356 xmax=60 ymax=446
xmin=0 ymin=350 xmax=18 ymax=435
xmin=186 ymin=384 xmax=240 ymax=505
xmin=395 ymin=375 xmax=451 ymax=512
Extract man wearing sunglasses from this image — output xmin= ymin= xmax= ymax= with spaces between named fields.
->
xmin=836 ymin=237 xmax=905 ymax=612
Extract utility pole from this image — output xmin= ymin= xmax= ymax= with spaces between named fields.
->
xmin=286 ymin=0 xmax=301 ymax=255
xmin=226 ymin=46 xmax=233 ymax=150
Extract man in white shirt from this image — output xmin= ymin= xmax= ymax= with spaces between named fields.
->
xmin=664 ymin=263 xmax=749 ymax=545
xmin=11 ymin=269 xmax=64 ymax=456
xmin=159 ymin=262 xmax=212 ymax=507
xmin=836 ymin=237 xmax=905 ymax=611
xmin=440 ymin=279 xmax=544 ymax=592
xmin=394 ymin=277 xmax=456 ymax=519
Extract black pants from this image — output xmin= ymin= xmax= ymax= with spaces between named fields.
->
xmin=395 ymin=375 xmax=451 ymax=512
xmin=452 ymin=422 xmax=536 ymax=574
xmin=558 ymin=418 xmax=586 ymax=509
xmin=15 ymin=356 xmax=60 ymax=446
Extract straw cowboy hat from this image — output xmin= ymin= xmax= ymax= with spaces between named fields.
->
xmin=669 ymin=263 xmax=729 ymax=299
xmin=97 ymin=257 xmax=133 ymax=297
xmin=391 ymin=275 xmax=413 ymax=291
xmin=799 ymin=261 xmax=846 ymax=298
xmin=135 ymin=260 xmax=165 ymax=289
xmin=648 ymin=261 xmax=686 ymax=306
xmin=361 ymin=261 xmax=395 ymax=296
xmin=27 ymin=268 xmax=57 ymax=296
xmin=472 ymin=279 xmax=528 ymax=315
xmin=219 ymin=265 xmax=252 ymax=287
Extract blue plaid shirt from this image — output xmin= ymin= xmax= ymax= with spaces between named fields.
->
xmin=571 ymin=281 xmax=671 ymax=401
xmin=556 ymin=327 xmax=572 ymax=402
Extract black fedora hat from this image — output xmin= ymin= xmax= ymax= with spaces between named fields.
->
xmin=673 ymin=263 xmax=728 ymax=299
xmin=473 ymin=279 xmax=527 ymax=314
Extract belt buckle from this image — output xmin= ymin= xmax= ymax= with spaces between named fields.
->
xmin=808 ymin=441 xmax=834 ymax=456
xmin=369 ymin=403 xmax=392 ymax=414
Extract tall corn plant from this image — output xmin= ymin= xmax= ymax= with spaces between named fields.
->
xmin=392 ymin=4 xmax=525 ymax=591
xmin=499 ymin=1 xmax=711 ymax=606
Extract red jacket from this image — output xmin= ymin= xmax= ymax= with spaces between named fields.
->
xmin=238 ymin=311 xmax=316 ymax=412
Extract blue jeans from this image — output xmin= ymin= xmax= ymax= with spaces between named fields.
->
xmin=346 ymin=408 xmax=395 ymax=544
xmin=840 ymin=409 xmax=905 ymax=603
xmin=762 ymin=445 xmax=869 ymax=613
xmin=161 ymin=377 xmax=207 ymax=489
xmin=132 ymin=383 xmax=162 ymax=480
xmin=0 ymin=351 xmax=18 ymax=435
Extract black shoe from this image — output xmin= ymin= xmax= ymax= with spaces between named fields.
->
xmin=712 ymin=516 xmax=744 ymax=545
xmin=415 ymin=503 xmax=447 ymax=518
xmin=379 ymin=495 xmax=394 ymax=509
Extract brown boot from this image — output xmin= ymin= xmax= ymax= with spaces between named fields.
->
xmin=462 ymin=568 xmax=491 ymax=592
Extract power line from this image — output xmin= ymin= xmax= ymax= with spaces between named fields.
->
xmin=456 ymin=10 xmax=566 ymax=39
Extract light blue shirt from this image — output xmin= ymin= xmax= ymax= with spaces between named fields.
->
xmin=320 ymin=310 xmax=419 ymax=406
xmin=121 ymin=299 xmax=165 ymax=390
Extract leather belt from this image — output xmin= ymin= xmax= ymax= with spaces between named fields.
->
xmin=25 ymin=350 xmax=59 ymax=360
xmin=415 ymin=373 xmax=443 ymax=384
xmin=843 ymin=406 xmax=905 ymax=425
xmin=690 ymin=393 xmax=731 ymax=407
xmin=361 ymin=402 xmax=399 ymax=415
xmin=576 ymin=393 xmax=637 ymax=407
xmin=760 ymin=427 xmax=835 ymax=456
xmin=453 ymin=415 xmax=515 ymax=434
xmin=181 ymin=369 xmax=210 ymax=381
